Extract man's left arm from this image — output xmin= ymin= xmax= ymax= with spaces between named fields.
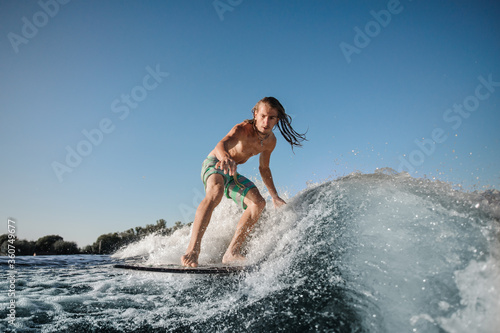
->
xmin=259 ymin=143 xmax=286 ymax=208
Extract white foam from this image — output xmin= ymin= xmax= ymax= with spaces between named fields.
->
xmin=437 ymin=257 xmax=500 ymax=333
xmin=6 ymin=172 xmax=499 ymax=332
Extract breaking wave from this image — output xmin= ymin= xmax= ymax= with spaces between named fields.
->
xmin=113 ymin=171 xmax=500 ymax=332
xmin=3 ymin=171 xmax=499 ymax=332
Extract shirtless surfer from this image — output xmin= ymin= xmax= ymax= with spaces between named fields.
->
xmin=181 ymin=97 xmax=306 ymax=267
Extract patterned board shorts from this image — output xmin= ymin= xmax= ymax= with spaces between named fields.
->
xmin=201 ymin=156 xmax=257 ymax=210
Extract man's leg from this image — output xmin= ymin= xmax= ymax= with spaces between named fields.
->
xmin=181 ymin=174 xmax=225 ymax=267
xmin=222 ymin=188 xmax=266 ymax=264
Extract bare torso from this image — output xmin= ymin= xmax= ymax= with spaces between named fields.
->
xmin=181 ymin=101 xmax=288 ymax=268
xmin=208 ymin=121 xmax=276 ymax=164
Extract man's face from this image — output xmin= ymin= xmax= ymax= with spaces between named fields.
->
xmin=254 ymin=103 xmax=279 ymax=135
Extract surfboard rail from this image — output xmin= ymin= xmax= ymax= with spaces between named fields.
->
xmin=114 ymin=263 xmax=252 ymax=275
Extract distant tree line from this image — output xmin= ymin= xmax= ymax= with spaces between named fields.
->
xmin=0 ymin=219 xmax=189 ymax=256
xmin=81 ymin=219 xmax=189 ymax=254
xmin=0 ymin=234 xmax=78 ymax=256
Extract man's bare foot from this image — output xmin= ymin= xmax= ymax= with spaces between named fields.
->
xmin=222 ymin=250 xmax=246 ymax=265
xmin=181 ymin=251 xmax=199 ymax=267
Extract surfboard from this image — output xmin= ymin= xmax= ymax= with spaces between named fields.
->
xmin=114 ymin=263 xmax=252 ymax=275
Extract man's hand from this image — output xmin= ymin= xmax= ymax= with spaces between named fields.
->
xmin=216 ymin=157 xmax=237 ymax=176
xmin=272 ymin=196 xmax=286 ymax=208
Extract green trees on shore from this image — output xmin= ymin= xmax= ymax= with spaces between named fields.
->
xmin=0 ymin=234 xmax=78 ymax=256
xmin=0 ymin=219 xmax=189 ymax=256
xmin=82 ymin=219 xmax=188 ymax=254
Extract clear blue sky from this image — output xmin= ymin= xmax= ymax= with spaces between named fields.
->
xmin=1 ymin=0 xmax=499 ymax=247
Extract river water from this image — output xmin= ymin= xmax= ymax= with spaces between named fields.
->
xmin=2 ymin=172 xmax=499 ymax=332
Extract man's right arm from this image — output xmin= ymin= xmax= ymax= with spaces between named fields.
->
xmin=212 ymin=125 xmax=241 ymax=176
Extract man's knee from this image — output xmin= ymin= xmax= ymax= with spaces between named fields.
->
xmin=247 ymin=194 xmax=266 ymax=212
xmin=204 ymin=175 xmax=225 ymax=203
xmin=256 ymin=197 xmax=266 ymax=211
xmin=205 ymin=183 xmax=224 ymax=205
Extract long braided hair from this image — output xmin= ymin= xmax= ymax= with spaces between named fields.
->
xmin=249 ymin=97 xmax=307 ymax=150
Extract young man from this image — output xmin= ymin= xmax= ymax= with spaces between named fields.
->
xmin=181 ymin=97 xmax=306 ymax=267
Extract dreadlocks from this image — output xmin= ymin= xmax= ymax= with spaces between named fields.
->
xmin=250 ymin=97 xmax=307 ymax=150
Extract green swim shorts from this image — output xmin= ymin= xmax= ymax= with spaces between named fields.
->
xmin=201 ymin=156 xmax=257 ymax=210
